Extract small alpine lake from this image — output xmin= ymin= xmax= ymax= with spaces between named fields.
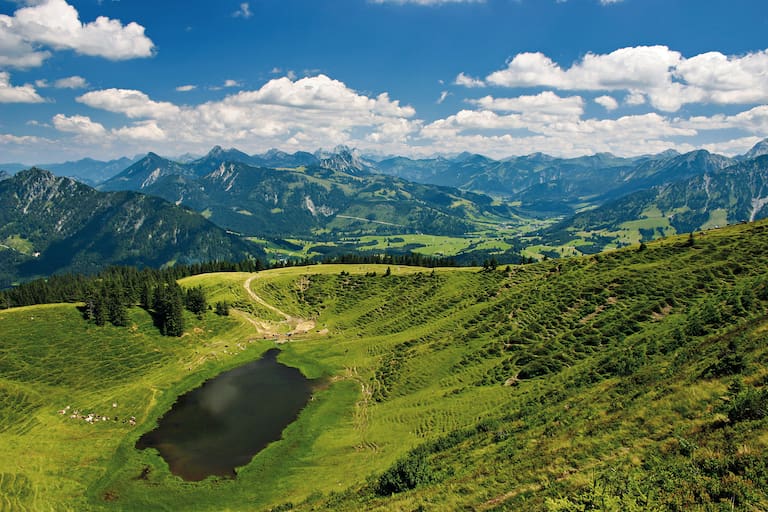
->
xmin=136 ymin=348 xmax=316 ymax=481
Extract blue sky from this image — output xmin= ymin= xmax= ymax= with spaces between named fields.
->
xmin=1 ymin=0 xmax=767 ymax=163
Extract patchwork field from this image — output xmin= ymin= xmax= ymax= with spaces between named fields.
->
xmin=246 ymin=233 xmax=517 ymax=262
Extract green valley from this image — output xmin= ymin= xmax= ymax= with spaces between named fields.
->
xmin=1 ymin=220 xmax=767 ymax=510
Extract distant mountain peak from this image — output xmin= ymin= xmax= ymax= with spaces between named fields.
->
xmin=315 ymin=144 xmax=354 ymax=159
xmin=20 ymin=166 xmax=58 ymax=182
xmin=254 ymin=148 xmax=318 ymax=168
xmin=743 ymin=138 xmax=768 ymax=160
xmin=656 ymin=149 xmax=681 ymax=159
xmin=454 ymin=151 xmax=492 ymax=164
xmin=198 ymin=146 xmax=252 ymax=165
xmin=317 ymin=145 xmax=371 ymax=174
xmin=0 ymin=168 xmax=262 ymax=280
xmin=263 ymin=148 xmax=287 ymax=158
xmin=332 ymin=144 xmax=354 ymax=155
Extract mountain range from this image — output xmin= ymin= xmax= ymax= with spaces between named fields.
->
xmin=541 ymin=154 xmax=768 ymax=253
xmin=98 ymin=146 xmax=521 ymax=238
xmin=2 ymin=139 xmax=768 ymax=283
xmin=0 ymin=168 xmax=262 ymax=285
xmin=374 ymin=148 xmax=743 ymax=218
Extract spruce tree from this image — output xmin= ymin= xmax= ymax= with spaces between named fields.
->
xmin=107 ymin=282 xmax=129 ymax=327
xmin=185 ymin=286 xmax=207 ymax=317
xmin=155 ymin=282 xmax=185 ymax=337
xmin=93 ymin=289 xmax=107 ymax=327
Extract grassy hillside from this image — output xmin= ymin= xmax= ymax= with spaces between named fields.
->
xmin=2 ymin=222 xmax=768 ymax=510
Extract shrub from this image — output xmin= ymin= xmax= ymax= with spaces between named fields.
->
xmin=214 ymin=300 xmax=230 ymax=316
xmin=376 ymin=452 xmax=435 ymax=495
xmin=727 ymin=387 xmax=768 ymax=423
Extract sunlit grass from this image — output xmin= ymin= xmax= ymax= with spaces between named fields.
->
xmin=2 ymin=220 xmax=768 ymax=510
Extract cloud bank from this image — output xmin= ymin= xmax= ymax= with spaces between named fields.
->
xmin=467 ymin=46 xmax=768 ymax=113
xmin=0 ymin=0 xmax=154 ymax=68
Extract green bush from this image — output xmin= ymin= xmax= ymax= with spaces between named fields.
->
xmin=727 ymin=387 xmax=768 ymax=423
xmin=376 ymin=452 xmax=435 ymax=495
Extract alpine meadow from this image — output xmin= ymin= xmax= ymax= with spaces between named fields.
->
xmin=2 ymin=0 xmax=768 ymax=511
xmin=2 ymin=223 xmax=768 ymax=510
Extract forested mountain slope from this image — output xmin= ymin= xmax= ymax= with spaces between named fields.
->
xmin=0 ymin=168 xmax=262 ymax=284
xmin=542 ymin=154 xmax=768 ymax=254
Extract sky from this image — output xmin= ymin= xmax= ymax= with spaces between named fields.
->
xmin=1 ymin=0 xmax=768 ymax=163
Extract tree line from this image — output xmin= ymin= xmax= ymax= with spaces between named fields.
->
xmin=1 ymin=251 xmax=474 ymax=312
xmin=0 ymin=261 xmax=244 ymax=336
xmin=319 ymin=252 xmax=458 ymax=267
xmin=0 ymin=259 xmax=263 ymax=310
xmin=0 ymin=251 xmax=487 ymax=337
xmin=80 ymin=276 xmax=224 ymax=337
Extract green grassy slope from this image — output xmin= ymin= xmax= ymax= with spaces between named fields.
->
xmin=1 ymin=222 xmax=768 ymax=510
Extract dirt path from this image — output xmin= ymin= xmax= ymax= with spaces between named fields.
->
xmin=243 ymin=275 xmax=292 ymax=321
xmin=241 ymin=274 xmax=317 ymax=336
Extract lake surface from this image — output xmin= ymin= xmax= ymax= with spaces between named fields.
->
xmin=135 ymin=348 xmax=314 ymax=481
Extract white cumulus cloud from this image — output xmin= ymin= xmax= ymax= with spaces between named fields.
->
xmin=469 ymin=91 xmax=584 ymax=117
xmin=0 ymin=71 xmax=44 ymax=103
xmin=113 ymin=121 xmax=167 ymax=141
xmin=77 ymin=88 xmax=181 ymax=119
xmin=0 ymin=0 xmax=154 ymax=68
xmin=71 ymin=74 xmax=419 ymax=156
xmin=53 ymin=75 xmax=88 ymax=89
xmin=0 ymin=132 xmax=50 ymax=145
xmin=677 ymin=105 xmax=768 ymax=135
xmin=176 ymin=84 xmax=197 ymax=92
xmin=595 ymin=95 xmax=618 ymax=111
xmin=625 ymin=91 xmax=646 ymax=106
xmin=53 ymin=113 xmax=106 ymax=136
xmin=471 ymin=46 xmax=768 ymax=113
xmin=454 ymin=72 xmax=485 ymax=88
xmin=419 ymin=111 xmax=698 ymax=158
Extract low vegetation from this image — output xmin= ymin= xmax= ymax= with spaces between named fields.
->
xmin=1 ymin=221 xmax=768 ymax=510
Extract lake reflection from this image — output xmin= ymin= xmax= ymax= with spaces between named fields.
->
xmin=136 ymin=348 xmax=314 ymax=481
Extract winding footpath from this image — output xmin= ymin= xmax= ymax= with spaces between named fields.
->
xmin=242 ymin=275 xmax=317 ymax=336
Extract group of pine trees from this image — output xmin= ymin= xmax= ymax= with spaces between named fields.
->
xmin=0 ymin=259 xmax=263 ymax=310
xmin=80 ymin=276 xmax=198 ymax=337
xmin=0 ymin=253 xmax=463 ymax=311
xmin=0 ymin=261 xmax=251 ymax=336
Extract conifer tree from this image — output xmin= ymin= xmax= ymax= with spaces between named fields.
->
xmin=92 ymin=289 xmax=107 ymax=327
xmin=154 ymin=282 xmax=185 ymax=336
xmin=107 ymin=282 xmax=129 ymax=327
xmin=185 ymin=286 xmax=207 ymax=317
